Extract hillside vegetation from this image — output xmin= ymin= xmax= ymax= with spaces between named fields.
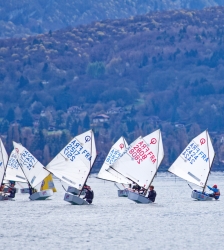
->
xmin=1 ymin=7 xmax=224 ymax=171
xmin=1 ymin=0 xmax=224 ymax=38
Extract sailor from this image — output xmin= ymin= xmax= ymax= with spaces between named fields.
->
xmin=7 ymin=183 xmax=16 ymax=199
xmin=207 ymin=184 xmax=220 ymax=200
xmin=132 ymin=184 xmax=141 ymax=193
xmin=83 ymin=186 xmax=94 ymax=204
xmin=147 ymin=185 xmax=157 ymax=202
xmin=0 ymin=183 xmax=5 ymax=193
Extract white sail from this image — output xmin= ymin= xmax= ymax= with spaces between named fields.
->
xmin=0 ymin=139 xmax=8 ymax=183
xmin=108 ymin=131 xmax=163 ymax=188
xmin=142 ymin=129 xmax=164 ymax=188
xmin=97 ymin=137 xmax=131 ymax=184
xmin=168 ymin=130 xmax=215 ymax=188
xmin=4 ymin=149 xmax=27 ymax=183
xmin=46 ymin=130 xmax=96 ymax=189
xmin=13 ymin=142 xmax=49 ymax=188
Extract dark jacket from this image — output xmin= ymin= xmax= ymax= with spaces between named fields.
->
xmin=148 ymin=190 xmax=156 ymax=202
xmin=83 ymin=190 xmax=94 ymax=201
xmin=8 ymin=187 xmax=16 ymax=198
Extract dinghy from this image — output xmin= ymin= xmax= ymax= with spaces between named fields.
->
xmin=0 ymin=138 xmax=11 ymax=201
xmin=40 ymin=174 xmax=57 ymax=193
xmin=168 ymin=130 xmax=215 ymax=201
xmin=0 ymin=138 xmax=8 ymax=185
xmin=107 ymin=130 xmax=164 ymax=203
xmin=97 ymin=137 xmax=132 ymax=197
xmin=13 ymin=142 xmax=53 ymax=201
xmin=45 ymin=130 xmax=97 ymax=205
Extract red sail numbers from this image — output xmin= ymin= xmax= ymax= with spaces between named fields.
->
xmin=128 ymin=140 xmax=157 ymax=164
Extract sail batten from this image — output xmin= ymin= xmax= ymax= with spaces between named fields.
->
xmin=168 ymin=130 xmax=215 ymax=188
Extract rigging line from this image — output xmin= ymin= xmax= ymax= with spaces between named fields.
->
xmin=59 ymin=180 xmax=66 ymax=191
xmin=187 ymin=182 xmax=193 ymax=190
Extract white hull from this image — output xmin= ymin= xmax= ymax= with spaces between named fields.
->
xmin=128 ymin=191 xmax=152 ymax=204
xmin=191 ymin=190 xmax=213 ymax=201
xmin=64 ymin=193 xmax=89 ymax=205
xmin=29 ymin=189 xmax=53 ymax=201
xmin=67 ymin=186 xmax=85 ymax=195
xmin=118 ymin=189 xmax=129 ymax=197
xmin=20 ymin=188 xmax=30 ymax=194
xmin=0 ymin=194 xmax=13 ymax=201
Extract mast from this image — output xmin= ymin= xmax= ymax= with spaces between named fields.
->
xmin=202 ymin=130 xmax=213 ymax=192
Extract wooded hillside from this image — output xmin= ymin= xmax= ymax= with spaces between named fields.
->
xmin=1 ymin=7 xmax=224 ymax=171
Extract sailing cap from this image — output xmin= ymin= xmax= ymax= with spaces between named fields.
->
xmin=213 ymin=184 xmax=217 ymax=188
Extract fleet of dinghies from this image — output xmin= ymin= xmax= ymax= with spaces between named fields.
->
xmin=0 ymin=129 xmax=220 ymax=204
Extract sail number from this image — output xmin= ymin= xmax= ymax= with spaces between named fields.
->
xmin=128 ymin=140 xmax=156 ymax=164
xmin=182 ymin=142 xmax=209 ymax=164
xmin=106 ymin=149 xmax=121 ymax=165
xmin=63 ymin=139 xmax=91 ymax=162
xmin=7 ymin=152 xmax=20 ymax=169
xmin=20 ymin=150 xmax=37 ymax=170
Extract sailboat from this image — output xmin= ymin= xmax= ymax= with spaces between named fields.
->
xmin=0 ymin=138 xmax=9 ymax=201
xmin=168 ymin=130 xmax=215 ymax=201
xmin=13 ymin=141 xmax=53 ymax=200
xmin=45 ymin=130 xmax=97 ymax=205
xmin=4 ymin=149 xmax=28 ymax=194
xmin=40 ymin=174 xmax=57 ymax=193
xmin=107 ymin=129 xmax=164 ymax=204
xmin=97 ymin=136 xmax=132 ymax=197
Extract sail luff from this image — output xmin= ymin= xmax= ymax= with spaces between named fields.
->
xmin=202 ymin=130 xmax=213 ymax=192
xmin=78 ymin=130 xmax=93 ymax=197
xmin=148 ymin=130 xmax=163 ymax=190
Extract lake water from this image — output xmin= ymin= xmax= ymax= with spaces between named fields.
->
xmin=1 ymin=172 xmax=223 ymax=250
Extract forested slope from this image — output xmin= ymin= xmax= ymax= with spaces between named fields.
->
xmin=1 ymin=7 xmax=224 ymax=170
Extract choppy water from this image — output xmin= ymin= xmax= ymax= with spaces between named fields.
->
xmin=1 ymin=172 xmax=224 ymax=250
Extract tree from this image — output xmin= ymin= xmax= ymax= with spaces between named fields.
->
xmin=5 ymin=108 xmax=15 ymax=123
xmin=87 ymin=61 xmax=105 ymax=79
xmin=83 ymin=115 xmax=90 ymax=130
xmin=21 ymin=110 xmax=33 ymax=127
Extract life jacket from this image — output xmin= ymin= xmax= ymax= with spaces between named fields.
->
xmin=214 ymin=189 xmax=220 ymax=198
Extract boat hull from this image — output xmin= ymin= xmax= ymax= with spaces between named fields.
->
xmin=191 ymin=190 xmax=213 ymax=201
xmin=118 ymin=189 xmax=129 ymax=197
xmin=64 ymin=193 xmax=89 ymax=205
xmin=29 ymin=189 xmax=53 ymax=201
xmin=20 ymin=188 xmax=30 ymax=194
xmin=67 ymin=186 xmax=85 ymax=195
xmin=128 ymin=191 xmax=152 ymax=204
xmin=0 ymin=194 xmax=13 ymax=201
